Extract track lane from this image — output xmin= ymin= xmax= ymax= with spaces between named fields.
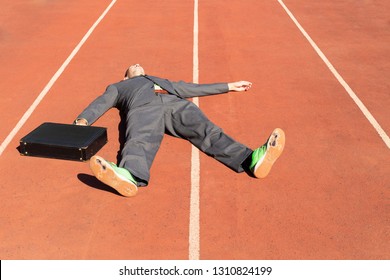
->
xmin=198 ymin=0 xmax=389 ymax=259
xmin=282 ymin=0 xmax=390 ymax=139
xmin=0 ymin=0 xmax=195 ymax=259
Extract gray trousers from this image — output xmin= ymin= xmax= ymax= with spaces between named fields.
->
xmin=118 ymin=94 xmax=252 ymax=186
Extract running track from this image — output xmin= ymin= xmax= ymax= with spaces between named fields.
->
xmin=0 ymin=0 xmax=388 ymax=259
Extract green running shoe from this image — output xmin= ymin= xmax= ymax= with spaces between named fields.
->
xmin=89 ymin=155 xmax=138 ymax=197
xmin=250 ymin=128 xmax=285 ymax=178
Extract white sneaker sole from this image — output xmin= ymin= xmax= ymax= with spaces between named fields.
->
xmin=253 ymin=128 xmax=285 ymax=178
xmin=89 ymin=155 xmax=138 ymax=197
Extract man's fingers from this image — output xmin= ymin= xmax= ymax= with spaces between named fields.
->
xmin=238 ymin=81 xmax=252 ymax=91
xmin=228 ymin=81 xmax=252 ymax=91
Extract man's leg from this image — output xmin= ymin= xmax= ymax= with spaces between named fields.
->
xmin=163 ymin=97 xmax=252 ymax=173
xmin=163 ymin=96 xmax=285 ymax=178
xmin=119 ymin=101 xmax=165 ymax=186
xmin=89 ymin=98 xmax=165 ymax=197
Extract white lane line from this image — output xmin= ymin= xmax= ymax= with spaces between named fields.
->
xmin=189 ymin=0 xmax=200 ymax=260
xmin=0 ymin=0 xmax=118 ymax=156
xmin=278 ymin=0 xmax=390 ymax=149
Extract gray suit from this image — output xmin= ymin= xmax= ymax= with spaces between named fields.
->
xmin=77 ymin=75 xmax=252 ymax=186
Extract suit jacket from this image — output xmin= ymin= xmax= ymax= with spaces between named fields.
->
xmin=76 ymin=75 xmax=229 ymax=125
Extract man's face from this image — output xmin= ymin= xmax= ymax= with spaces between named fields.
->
xmin=126 ymin=64 xmax=145 ymax=79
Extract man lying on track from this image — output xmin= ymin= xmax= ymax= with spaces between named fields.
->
xmin=74 ymin=64 xmax=285 ymax=197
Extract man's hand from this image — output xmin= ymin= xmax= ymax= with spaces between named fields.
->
xmin=74 ymin=118 xmax=88 ymax=126
xmin=228 ymin=81 xmax=252 ymax=92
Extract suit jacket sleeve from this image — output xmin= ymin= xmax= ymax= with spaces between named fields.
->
xmin=171 ymin=80 xmax=229 ymax=98
xmin=76 ymin=84 xmax=119 ymax=125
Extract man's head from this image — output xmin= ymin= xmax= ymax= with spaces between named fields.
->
xmin=124 ymin=64 xmax=145 ymax=79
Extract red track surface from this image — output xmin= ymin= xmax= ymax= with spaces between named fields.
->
xmin=0 ymin=0 xmax=388 ymax=260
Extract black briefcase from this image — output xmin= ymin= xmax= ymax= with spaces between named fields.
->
xmin=19 ymin=122 xmax=107 ymax=161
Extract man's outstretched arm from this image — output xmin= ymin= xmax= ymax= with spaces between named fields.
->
xmin=171 ymin=80 xmax=252 ymax=98
xmin=73 ymin=85 xmax=119 ymax=126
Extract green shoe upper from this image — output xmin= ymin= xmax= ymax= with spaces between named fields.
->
xmin=108 ymin=162 xmax=137 ymax=185
xmin=249 ymin=144 xmax=267 ymax=171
